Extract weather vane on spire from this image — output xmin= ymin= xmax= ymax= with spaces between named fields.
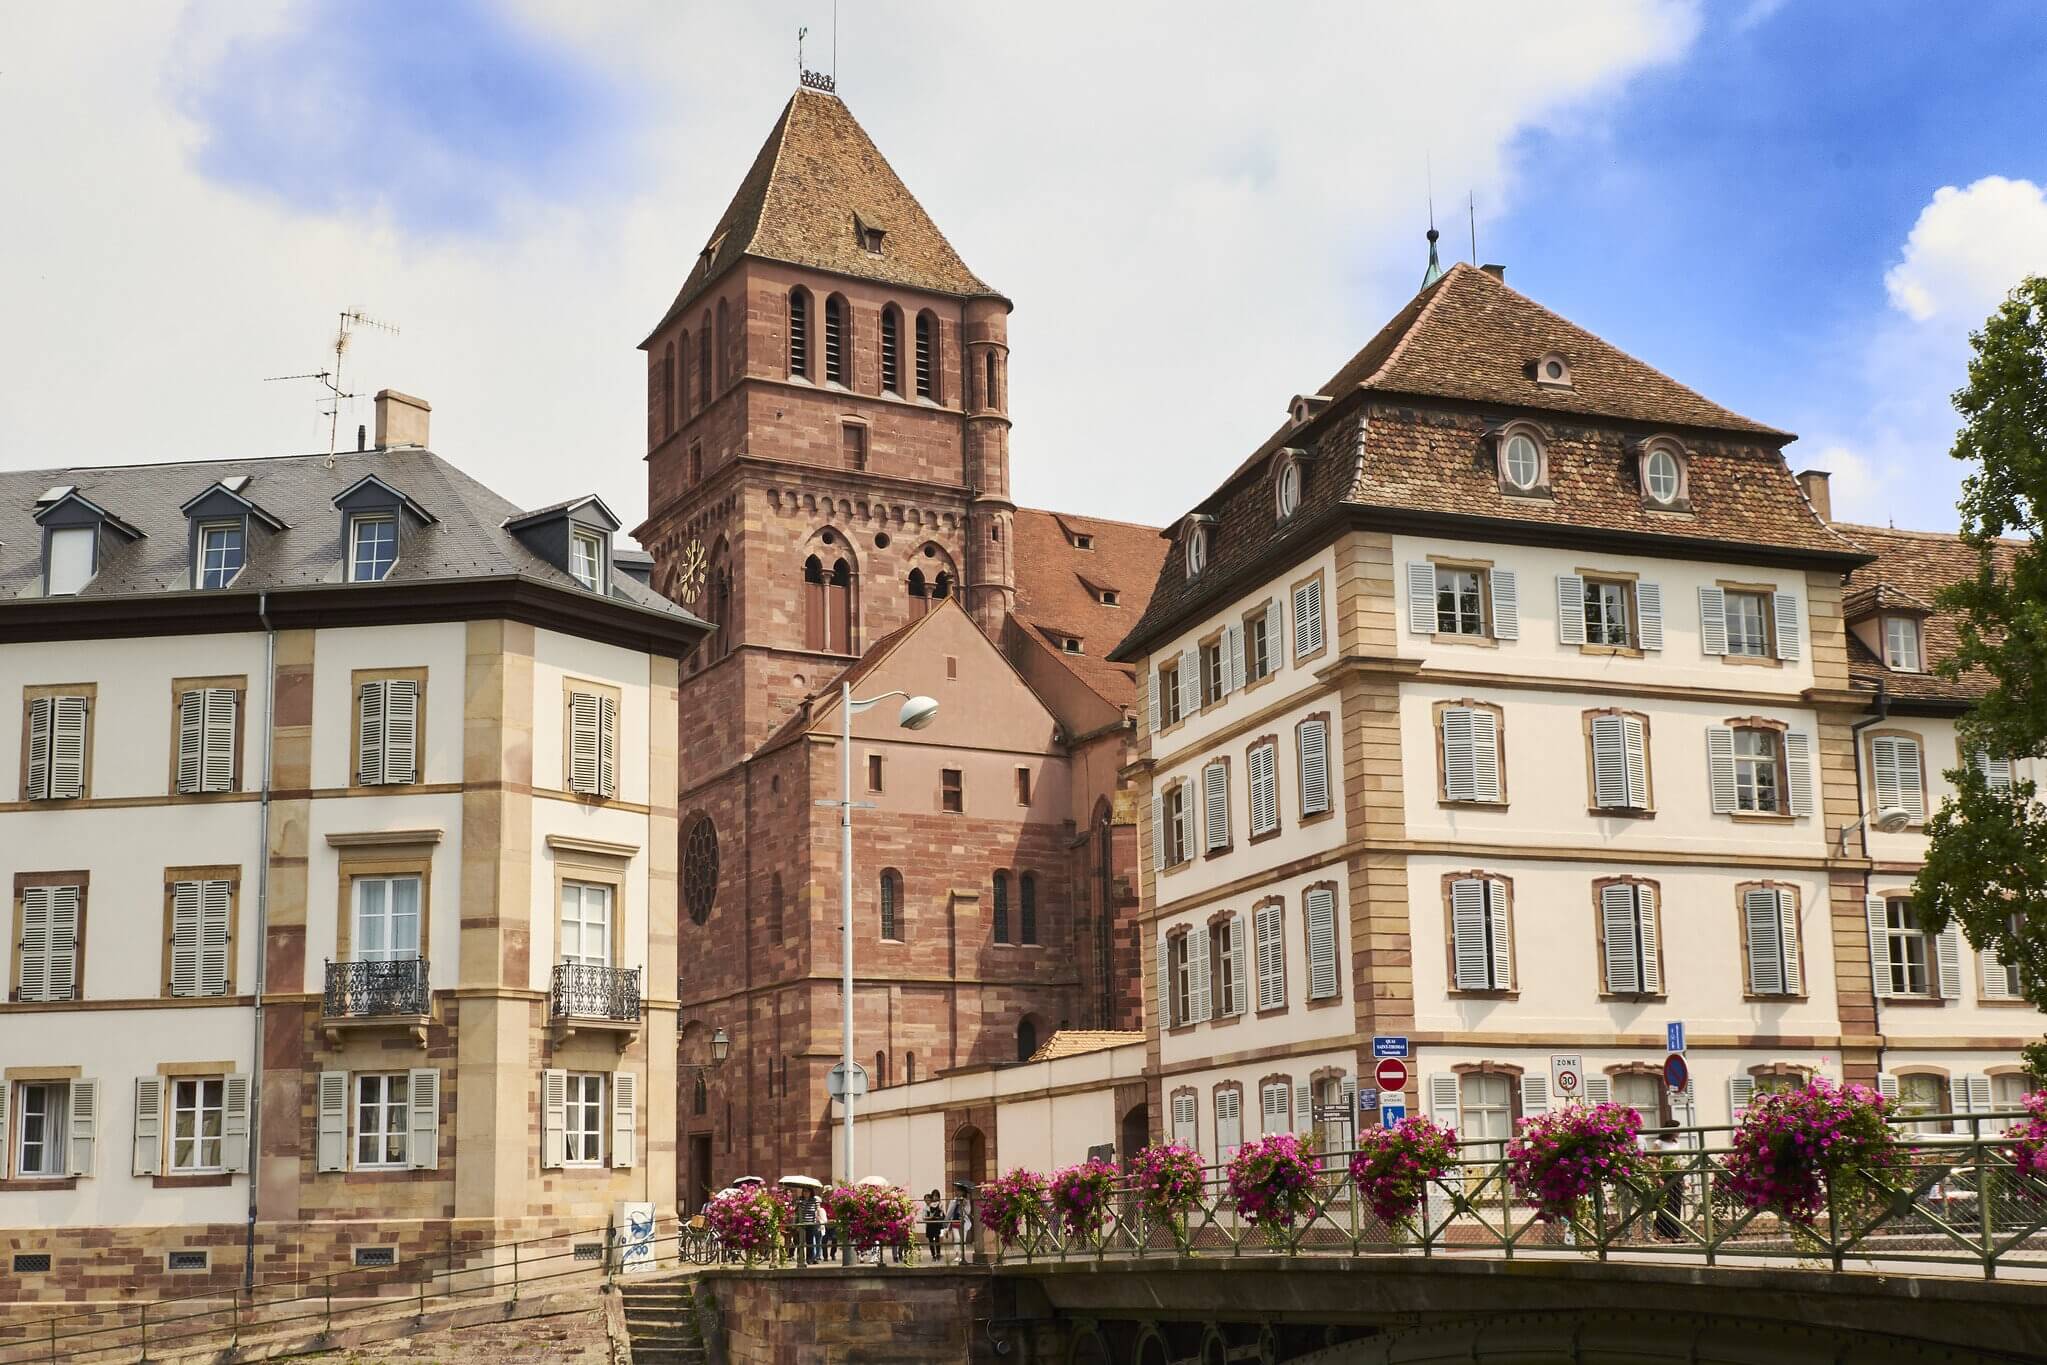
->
xmin=797 ymin=23 xmax=835 ymax=92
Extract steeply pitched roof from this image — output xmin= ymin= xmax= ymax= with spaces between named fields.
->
xmin=1024 ymin=1029 xmax=1144 ymax=1064
xmin=1010 ymin=507 xmax=1164 ymax=713
xmin=644 ymin=89 xmax=996 ymax=345
xmin=1838 ymin=522 xmax=2021 ymax=705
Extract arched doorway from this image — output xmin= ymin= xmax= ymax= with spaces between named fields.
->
xmin=1119 ymin=1101 xmax=1149 ymax=1166
xmin=950 ymin=1124 xmax=988 ymax=1188
xmin=1017 ymin=1015 xmax=1042 ymax=1062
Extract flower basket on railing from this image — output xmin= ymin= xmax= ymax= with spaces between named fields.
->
xmin=1128 ymin=1142 xmax=1205 ymax=1249
xmin=981 ymin=1167 xmax=1050 ymax=1251
xmin=703 ymin=1184 xmax=791 ymax=1265
xmin=823 ymin=1182 xmax=915 ymax=1255
xmin=2006 ymin=1089 xmax=2047 ymax=1179
xmin=1506 ymin=1101 xmax=1649 ymax=1224
xmin=1047 ymin=1158 xmax=1119 ymax=1249
xmin=1226 ymin=1132 xmax=1321 ymax=1248
xmin=1350 ymin=1116 xmax=1458 ymax=1235
xmin=1722 ymin=1078 xmax=1902 ymax=1227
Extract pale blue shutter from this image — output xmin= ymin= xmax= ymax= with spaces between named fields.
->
xmin=1406 ymin=562 xmax=1436 ymax=635
xmin=1772 ymin=592 xmax=1801 ymax=661
xmin=1490 ymin=569 xmax=1518 ymax=641
xmin=1697 ymin=586 xmax=1727 ymax=656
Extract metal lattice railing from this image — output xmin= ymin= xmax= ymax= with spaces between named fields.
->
xmin=550 ymin=962 xmax=642 ymax=1022
xmin=321 ymin=958 xmax=430 ymax=1018
xmin=978 ymin=1112 xmax=2047 ymax=1280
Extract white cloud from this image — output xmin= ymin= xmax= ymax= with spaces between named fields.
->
xmin=0 ymin=2 xmax=1701 ymax=537
xmin=1883 ymin=176 xmax=2047 ymax=324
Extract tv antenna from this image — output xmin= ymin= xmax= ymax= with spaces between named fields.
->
xmin=264 ymin=309 xmax=400 ymax=467
xmin=1468 ymin=191 xmax=1477 ymax=264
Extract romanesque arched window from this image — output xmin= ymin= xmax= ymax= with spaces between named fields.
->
xmin=984 ymin=352 xmax=997 ymax=410
xmin=788 ymin=288 xmax=810 ymax=379
xmin=662 ymin=341 xmax=676 ymax=436
xmin=1016 ymin=1017 xmax=1039 ymax=1063
xmin=1019 ymin=873 xmax=1038 ymax=946
xmin=697 ymin=311 xmax=712 ymax=401
xmin=880 ymin=305 xmax=903 ymax=394
xmin=933 ymin=571 xmax=952 ymax=602
xmin=824 ymin=294 xmax=849 ymax=387
xmin=677 ymin=330 xmax=691 ymax=415
xmin=908 ymin=567 xmax=930 ymax=617
xmin=715 ymin=298 xmax=730 ymax=388
xmin=914 ymin=311 xmax=937 ymax=400
xmin=880 ymin=868 xmax=903 ymax=941
xmin=992 ymin=871 xmax=1010 ymax=944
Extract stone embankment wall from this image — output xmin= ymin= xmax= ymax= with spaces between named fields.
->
xmin=691 ymin=1268 xmax=993 ymax=1365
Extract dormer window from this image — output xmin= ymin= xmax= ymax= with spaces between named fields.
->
xmin=349 ymin=515 xmax=398 ymax=582
xmin=571 ymin=529 xmax=604 ymax=591
xmin=1288 ymin=394 xmax=1330 ymax=427
xmin=1074 ymin=534 xmax=1093 ymax=550
xmin=33 ymin=488 xmax=142 ymax=597
xmin=1534 ymin=352 xmax=1573 ymax=389
xmin=1884 ymin=617 xmax=1924 ymax=672
xmin=1098 ymin=588 xmax=1119 ymax=606
xmin=1062 ymin=637 xmax=1083 ymax=655
xmin=1182 ymin=518 xmax=1213 ymax=580
xmin=1275 ymin=454 xmax=1303 ymax=521
xmin=1638 ymin=438 xmax=1689 ymax=509
xmin=45 ymin=527 xmax=95 ymax=596
xmin=198 ymin=523 xmax=245 ymax=590
xmin=855 ymin=214 xmax=886 ymax=256
xmin=1495 ymin=424 xmax=1548 ymax=495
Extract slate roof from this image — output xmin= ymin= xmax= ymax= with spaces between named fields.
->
xmin=1011 ymin=508 xmax=1165 ymax=713
xmin=644 ymin=88 xmax=996 ymax=345
xmin=1024 ymin=1030 xmax=1144 ymax=1064
xmin=1838 ymin=522 xmax=2020 ymax=705
xmin=0 ymin=448 xmax=693 ymax=623
xmin=1114 ymin=265 xmax=1868 ymax=660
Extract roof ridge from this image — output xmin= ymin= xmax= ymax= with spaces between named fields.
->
xmin=1020 ymin=506 xmax=1163 ymax=534
xmin=1356 ymin=266 xmax=1462 ymax=391
xmin=1832 ymin=520 xmax=2026 ymax=548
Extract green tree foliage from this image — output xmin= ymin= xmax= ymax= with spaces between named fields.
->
xmin=1912 ymin=276 xmax=2047 ymax=1070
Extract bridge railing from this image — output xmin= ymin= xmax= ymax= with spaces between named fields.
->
xmin=989 ymin=1112 xmax=2047 ymax=1280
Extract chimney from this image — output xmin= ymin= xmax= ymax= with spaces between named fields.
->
xmin=1481 ymin=263 xmax=1505 ymax=280
xmin=373 ymin=390 xmax=431 ymax=449
xmin=1795 ymin=469 xmax=1832 ymax=523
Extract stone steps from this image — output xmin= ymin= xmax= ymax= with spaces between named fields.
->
xmin=618 ymin=1277 xmax=707 ymax=1365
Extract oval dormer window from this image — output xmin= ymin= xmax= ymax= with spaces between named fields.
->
xmin=1501 ymin=433 xmax=1542 ymax=492
xmin=1184 ymin=523 xmax=1210 ymax=579
xmin=1643 ymin=446 xmax=1683 ymax=505
xmin=1276 ymin=459 xmax=1302 ymax=520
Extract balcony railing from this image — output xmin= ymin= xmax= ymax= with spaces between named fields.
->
xmin=322 ymin=957 xmax=430 ymax=1018
xmin=551 ymin=962 xmax=642 ymax=1023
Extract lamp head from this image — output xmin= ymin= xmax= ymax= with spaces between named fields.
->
xmin=898 ymin=695 xmax=940 ymax=731
xmin=710 ymin=1026 xmax=731 ymax=1064
xmin=1873 ymin=806 xmax=1912 ymax=834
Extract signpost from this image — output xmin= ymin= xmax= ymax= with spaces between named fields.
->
xmin=1379 ymin=1103 xmax=1407 ymax=1127
xmin=1663 ymin=1052 xmax=1689 ymax=1094
xmin=827 ymin=1062 xmax=869 ymax=1101
xmin=1374 ymin=1057 xmax=1409 ymax=1093
xmin=1549 ymin=1053 xmax=1583 ymax=1103
xmin=1372 ymin=1036 xmax=1410 ymax=1059
xmin=1667 ymin=1021 xmax=1687 ymax=1054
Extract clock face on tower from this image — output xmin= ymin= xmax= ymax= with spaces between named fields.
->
xmin=675 ymin=538 xmax=708 ymax=605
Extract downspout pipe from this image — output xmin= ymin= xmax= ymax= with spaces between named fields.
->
xmin=1849 ymin=678 xmax=1892 ymax=1080
xmin=243 ymin=593 xmax=278 ymax=1290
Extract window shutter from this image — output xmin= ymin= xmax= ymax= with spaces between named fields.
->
xmin=1297 ymin=718 xmax=1330 ymax=816
xmin=170 ymin=881 xmax=201 ymax=997
xmin=1225 ymin=623 xmax=1245 ymax=693
xmin=201 ymin=880 xmax=231 ymax=996
xmin=598 ymin=695 xmax=619 ymax=798
xmin=1305 ymin=888 xmax=1338 ymax=1000
xmin=1582 ymin=1075 xmax=1612 ymax=1107
xmin=541 ymin=1068 xmax=568 ymax=1169
xmin=1623 ymin=716 xmax=1649 ymax=808
xmin=1177 ymin=796 xmax=1195 ymax=871
xmin=1490 ymin=569 xmax=1519 ymax=641
xmin=1872 ymin=736 xmax=1925 ymax=821
xmin=1147 ymin=667 xmax=1160 ymax=735
xmin=1521 ymin=1074 xmax=1550 ymax=1114
xmin=1249 ymin=743 xmax=1278 ymax=834
xmin=1488 ymin=880 xmax=1512 ymax=989
xmin=1156 ymin=934 xmax=1173 ymax=1029
xmin=1602 ymin=883 xmax=1642 ymax=994
xmin=1450 ymin=878 xmax=1491 ymax=990
xmin=358 ymin=680 xmax=386 ymax=785
xmin=1697 ymin=586 xmax=1728 ymax=656
xmin=1292 ymin=578 xmax=1324 ymax=657
xmin=43 ymin=886 xmax=78 ymax=1002
xmin=1556 ymin=574 xmax=1586 ymax=645
xmin=1216 ymin=1090 xmax=1241 ymax=1153
xmin=611 ymin=1070 xmax=637 ymax=1169
xmin=1745 ymin=888 xmax=1785 ymax=995
xmin=1227 ymin=914 xmax=1248 ymax=1017
xmin=1203 ymin=762 xmax=1230 ymax=852
xmin=1590 ymin=715 xmax=1629 ymax=808
xmin=408 ymin=1068 xmax=440 ymax=1170
xmin=1727 ymin=1076 xmax=1755 ymax=1119
xmin=1263 ymin=600 xmax=1282 ymax=669
xmin=1469 ymin=708 xmax=1501 ymax=803
xmin=1772 ymin=592 xmax=1801 ymax=661
xmin=1178 ymin=649 xmax=1198 ymax=715
xmin=26 ymin=696 xmax=51 ymax=799
xmin=133 ymin=1077 xmax=164 ymax=1176
xmin=1982 ymin=945 xmax=2017 ymax=1001
xmin=1255 ymin=903 xmax=1284 ymax=1010
xmin=1151 ymin=793 xmax=1166 ymax=870
xmin=1295 ymin=1084 xmax=1313 ymax=1136
xmin=1406 ymin=562 xmax=1436 ymax=635
xmin=1636 ymin=582 xmax=1664 ymax=651
xmin=1706 ymin=727 xmax=1738 ymax=813
xmin=1171 ymin=1094 xmax=1196 ymax=1146
xmin=19 ymin=886 xmax=50 ymax=1002
xmin=1441 ymin=708 xmax=1476 ymax=802
xmin=1935 ymin=927 xmax=1963 ymax=1000
xmin=1187 ymin=926 xmax=1211 ymax=1024
xmin=382 ymin=680 xmax=419 ymax=785
xmin=1866 ymin=896 xmax=1892 ymax=999
xmin=177 ymin=690 xmax=205 ymax=793
xmin=201 ymin=689 xmax=237 ymax=793
xmin=1635 ymin=885 xmax=1661 ymax=994
xmin=316 ymin=1071 xmax=348 ymax=1172
xmin=50 ymin=696 xmax=88 ymax=799
xmin=568 ymin=692 xmax=601 ymax=794
xmin=67 ymin=1079 xmax=97 ymax=1178
xmin=1960 ymin=1074 xmax=1993 ymax=1115
xmin=1975 ymin=750 xmax=2014 ymax=791
xmin=1427 ymin=1074 xmax=1460 ymax=1127
xmin=1262 ymin=1082 xmax=1289 ymax=1134
xmin=221 ymin=1073 xmax=251 ymax=1174
xmin=1876 ymin=1073 xmax=1900 ymax=1103
xmin=1785 ymin=732 xmax=1814 ymax=818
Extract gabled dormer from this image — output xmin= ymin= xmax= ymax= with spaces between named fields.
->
xmin=180 ymin=476 xmax=286 ymax=590
xmin=31 ymin=486 xmax=143 ymax=596
xmin=332 ymin=475 xmax=437 ymax=583
xmin=503 ymin=495 xmax=622 ymax=595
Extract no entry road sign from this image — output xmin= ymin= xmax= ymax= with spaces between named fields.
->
xmin=1374 ymin=1057 xmax=1409 ymax=1092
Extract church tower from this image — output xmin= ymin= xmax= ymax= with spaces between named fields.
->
xmin=636 ymin=85 xmax=1015 ymax=771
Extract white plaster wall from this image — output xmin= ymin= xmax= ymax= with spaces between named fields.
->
xmin=531 ymin=630 xmax=654 ymax=806
xmin=308 ymin=622 xmax=468 ymax=788
xmin=1162 ymin=1046 xmax=1357 ymax=1165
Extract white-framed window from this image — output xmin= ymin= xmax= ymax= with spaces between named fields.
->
xmin=1725 ymin=590 xmax=1769 ymax=656
xmin=1884 ymin=617 xmax=1923 ymax=672
xmin=1159 ymin=784 xmax=1190 ymax=867
xmin=1993 ymin=1073 xmax=2031 ymax=1122
xmin=566 ymin=689 xmax=620 ymax=798
xmin=1743 ymin=887 xmax=1803 ymax=996
xmin=1459 ymin=1072 xmax=1513 ymax=1158
xmin=1500 ymin=432 xmax=1542 ymax=491
xmin=1260 ymin=1080 xmax=1293 ymax=1135
xmin=1296 ymin=718 xmax=1331 ymax=816
xmin=355 ymin=678 xmax=421 ymax=786
xmin=170 ymin=1077 xmax=224 ymax=1173
xmin=1213 ymin=1088 xmax=1242 ymax=1158
xmin=1275 ymin=458 xmax=1301 ymax=520
xmin=198 ymin=523 xmax=245 ymax=590
xmin=1614 ymin=1073 xmax=1663 ymax=1124
xmin=1894 ymin=1073 xmax=1949 ymax=1133
xmin=1734 ymin=728 xmax=1781 ymax=813
xmin=1884 ymin=898 xmax=1931 ymax=997
xmin=12 ymin=1081 xmax=69 ymax=1178
xmin=175 ymin=687 xmax=239 ymax=794
xmin=1449 ymin=877 xmax=1511 ymax=991
xmin=1583 ymin=579 xmax=1631 ymax=646
xmin=1183 ymin=522 xmax=1210 ymax=579
xmin=168 ymin=878 xmax=233 ymax=998
xmin=352 ymin=874 xmax=422 ymax=963
xmin=1642 ymin=447 xmax=1682 ymax=505
xmin=1599 ymin=882 xmax=1661 ymax=995
xmin=1699 ymin=586 xmax=1799 ymax=661
xmin=560 ymin=881 xmax=612 ymax=967
xmin=24 ymin=695 xmax=89 ymax=802
xmin=1435 ymin=566 xmax=1486 ymax=636
xmin=570 ymin=530 xmax=603 ymax=591
xmin=1244 ymin=603 xmax=1277 ymax=682
xmin=354 ymin=1073 xmax=410 ymax=1169
xmin=1210 ymin=916 xmax=1246 ymax=1018
xmin=565 ymin=1073 xmax=605 ymax=1165
xmin=46 ymin=527 xmax=96 ymax=596
xmin=1170 ymin=1092 xmax=1197 ymax=1149
xmin=1201 ymin=762 xmax=1230 ymax=853
xmin=1588 ymin=712 xmax=1650 ymax=811
xmin=349 ymin=515 xmax=398 ymax=582
xmin=1438 ymin=705 xmax=1503 ymax=804
xmin=15 ymin=884 xmax=82 ymax=1002
xmin=1870 ymin=733 xmax=1926 ymax=821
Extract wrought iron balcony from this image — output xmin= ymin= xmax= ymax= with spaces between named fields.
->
xmin=323 ymin=957 xmax=430 ymax=1019
xmin=551 ymin=962 xmax=642 ymax=1024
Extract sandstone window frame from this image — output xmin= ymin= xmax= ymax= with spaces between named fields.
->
xmin=561 ymin=677 xmax=621 ymax=800
xmin=11 ymin=871 xmax=88 ymax=1004
xmin=1258 ymin=1072 xmax=1295 ymax=1135
xmin=1708 ymin=716 xmax=1802 ymax=822
xmin=1433 ymin=699 xmax=1507 ymax=807
xmin=1211 ymin=1080 xmax=1244 ymax=1158
xmin=351 ymin=668 xmax=427 ymax=789
xmin=1302 ymin=880 xmax=1342 ymax=1007
xmin=332 ymin=839 xmax=435 ymax=965
xmin=161 ymin=865 xmax=241 ymax=998
xmin=1199 ymin=756 xmax=1233 ymax=857
xmin=1494 ymin=422 xmax=1551 ymax=498
xmin=553 ymin=846 xmax=627 ymax=970
xmin=1735 ymin=880 xmax=1806 ymax=1001
xmin=1246 ymin=736 xmax=1280 ymax=843
xmin=1241 ymin=599 xmax=1280 ymax=691
xmin=1865 ymin=727 xmax=1930 ymax=826
xmin=1636 ymin=436 xmax=1692 ymax=512
xmin=1442 ymin=871 xmax=1515 ymax=997
xmin=1252 ymin=895 xmax=1288 ymax=1015
xmin=20 ymin=683 xmax=95 ymax=803
xmin=167 ymin=676 xmax=246 ymax=798
xmin=1289 ymin=568 xmax=1327 ymax=664
xmin=1604 ymin=1063 xmax=1675 ymax=1128
xmin=1582 ymin=707 xmax=1654 ymax=815
xmin=1204 ymin=907 xmax=1247 ymax=1022
xmin=1591 ymin=875 xmax=1665 ymax=1001
xmin=1296 ymin=712 xmax=1333 ymax=822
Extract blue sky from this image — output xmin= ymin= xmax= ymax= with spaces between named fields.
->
xmin=6 ymin=3 xmax=2044 ymax=534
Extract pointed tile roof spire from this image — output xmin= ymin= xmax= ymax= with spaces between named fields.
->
xmin=1420 ymin=226 xmax=1446 ymax=289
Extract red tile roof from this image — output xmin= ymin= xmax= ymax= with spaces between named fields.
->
xmin=1839 ymin=522 xmax=2020 ymax=706
xmin=1024 ymin=1029 xmax=1144 ymax=1063
xmin=1012 ymin=508 xmax=1164 ymax=713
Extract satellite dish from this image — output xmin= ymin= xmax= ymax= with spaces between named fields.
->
xmin=1873 ymin=806 xmax=1912 ymax=834
xmin=898 ymin=696 xmax=940 ymax=731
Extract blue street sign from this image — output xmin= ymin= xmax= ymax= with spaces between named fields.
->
xmin=1372 ymin=1036 xmax=1410 ymax=1059
xmin=1663 ymin=1053 xmax=1689 ymax=1093
xmin=1667 ymin=1021 xmax=1686 ymax=1054
xmin=1379 ymin=1103 xmax=1408 ymax=1128
xmin=1356 ymin=1088 xmax=1380 ymax=1112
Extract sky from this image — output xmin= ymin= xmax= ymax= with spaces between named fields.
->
xmin=2 ymin=2 xmax=2044 ymax=540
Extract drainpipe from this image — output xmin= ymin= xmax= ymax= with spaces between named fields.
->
xmin=1848 ymin=678 xmax=1891 ymax=1080
xmin=243 ymin=593 xmax=278 ymax=1290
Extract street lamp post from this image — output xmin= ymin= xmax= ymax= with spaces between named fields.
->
xmin=818 ymin=682 xmax=938 ymax=1266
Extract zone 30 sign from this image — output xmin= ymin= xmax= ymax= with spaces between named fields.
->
xmin=1549 ymin=1053 xmax=1583 ymax=1101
